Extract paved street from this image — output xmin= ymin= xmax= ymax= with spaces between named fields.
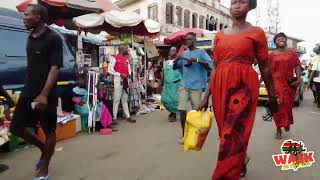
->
xmin=0 ymin=92 xmax=319 ymax=180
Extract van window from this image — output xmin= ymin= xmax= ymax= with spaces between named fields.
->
xmin=196 ymin=40 xmax=212 ymax=47
xmin=0 ymin=8 xmax=23 ymax=19
xmin=0 ymin=28 xmax=29 ymax=57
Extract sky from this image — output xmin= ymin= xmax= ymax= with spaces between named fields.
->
xmin=221 ymin=0 xmax=320 ymax=52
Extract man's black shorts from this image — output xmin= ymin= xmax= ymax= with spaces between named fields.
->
xmin=11 ymin=98 xmax=57 ymax=134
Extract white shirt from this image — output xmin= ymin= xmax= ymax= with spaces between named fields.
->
xmin=107 ymin=56 xmax=132 ymax=77
xmin=166 ymin=59 xmax=175 ymax=66
xmin=312 ymin=60 xmax=320 ymax=83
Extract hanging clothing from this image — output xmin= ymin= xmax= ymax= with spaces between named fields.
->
xmin=211 ymin=27 xmax=268 ymax=180
xmin=161 ymin=60 xmax=182 ymax=114
xmin=269 ymin=49 xmax=301 ymax=128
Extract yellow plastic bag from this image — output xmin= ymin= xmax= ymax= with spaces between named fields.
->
xmin=184 ymin=110 xmax=214 ymax=152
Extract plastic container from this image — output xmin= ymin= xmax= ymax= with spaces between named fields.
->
xmin=12 ymin=91 xmax=21 ymax=103
xmin=184 ymin=110 xmax=214 ymax=152
xmin=38 ymin=119 xmax=76 ymax=143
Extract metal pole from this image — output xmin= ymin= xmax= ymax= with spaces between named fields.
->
xmin=129 ymin=29 xmax=134 ymax=112
xmin=144 ymin=36 xmax=147 ymax=98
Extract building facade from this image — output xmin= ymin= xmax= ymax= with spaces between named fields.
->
xmin=115 ymin=0 xmax=232 ymax=35
xmin=266 ymin=32 xmax=306 ymax=54
xmin=0 ymin=0 xmax=22 ymax=10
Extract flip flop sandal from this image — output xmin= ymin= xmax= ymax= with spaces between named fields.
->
xmin=275 ymin=132 xmax=282 ymax=139
xmin=262 ymin=114 xmax=273 ymax=121
xmin=241 ymin=157 xmax=250 ymax=178
xmin=35 ymin=160 xmax=45 ymax=171
xmin=32 ymin=175 xmax=49 ymax=180
xmin=285 ymin=126 xmax=290 ymax=132
xmin=178 ymin=137 xmax=184 ymax=145
xmin=168 ymin=116 xmax=177 ymax=122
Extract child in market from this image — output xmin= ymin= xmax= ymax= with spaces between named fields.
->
xmin=302 ymin=66 xmax=310 ymax=91
xmin=72 ymin=75 xmax=90 ymax=132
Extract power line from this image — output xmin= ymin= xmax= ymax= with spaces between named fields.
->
xmin=267 ymin=0 xmax=280 ymax=33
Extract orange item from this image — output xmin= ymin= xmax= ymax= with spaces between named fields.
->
xmin=38 ymin=119 xmax=76 ymax=143
xmin=269 ymin=50 xmax=301 ymax=128
xmin=211 ymin=27 xmax=268 ymax=180
xmin=103 ymin=62 xmax=108 ymax=76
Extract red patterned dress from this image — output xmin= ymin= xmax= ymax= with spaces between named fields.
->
xmin=268 ymin=49 xmax=301 ymax=128
xmin=211 ymin=27 xmax=268 ymax=180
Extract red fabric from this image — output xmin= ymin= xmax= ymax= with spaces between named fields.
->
xmin=164 ymin=28 xmax=203 ymax=45
xmin=42 ymin=0 xmax=65 ymax=6
xmin=177 ymin=45 xmax=188 ymax=57
xmin=114 ymin=54 xmax=129 ymax=75
xmin=211 ymin=27 xmax=268 ymax=180
xmin=16 ymin=0 xmax=33 ymax=12
xmin=269 ymin=49 xmax=301 ymax=128
xmin=54 ymin=19 xmax=65 ymax=26
xmin=17 ymin=0 xmax=65 ymax=12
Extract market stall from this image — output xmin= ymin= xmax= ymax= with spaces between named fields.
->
xmin=1 ymin=1 xmax=161 ymax=142
xmin=1 ymin=1 xmax=122 ymax=153
xmin=14 ymin=0 xmax=122 ymax=133
xmin=164 ymin=28 xmax=217 ymax=55
xmin=72 ymin=9 xmax=162 ymax=125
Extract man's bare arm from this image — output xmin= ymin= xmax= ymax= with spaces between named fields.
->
xmin=40 ymin=66 xmax=59 ymax=97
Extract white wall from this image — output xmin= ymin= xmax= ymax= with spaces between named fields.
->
xmin=118 ymin=0 xmax=164 ymax=21
xmin=0 ymin=0 xmax=21 ymax=10
xmin=118 ymin=0 xmax=232 ymax=35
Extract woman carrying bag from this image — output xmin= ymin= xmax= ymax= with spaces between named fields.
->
xmin=197 ymin=0 xmax=278 ymax=179
xmin=268 ymin=32 xmax=302 ymax=139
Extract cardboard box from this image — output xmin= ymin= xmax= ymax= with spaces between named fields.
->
xmin=38 ymin=119 xmax=76 ymax=143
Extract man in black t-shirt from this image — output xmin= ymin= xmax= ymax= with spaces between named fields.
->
xmin=10 ymin=4 xmax=62 ymax=179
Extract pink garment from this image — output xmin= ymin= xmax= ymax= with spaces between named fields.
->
xmin=98 ymin=90 xmax=104 ymax=100
xmin=100 ymin=104 xmax=112 ymax=128
xmin=72 ymin=97 xmax=82 ymax=105
xmin=100 ymin=128 xmax=112 ymax=135
xmin=114 ymin=54 xmax=130 ymax=75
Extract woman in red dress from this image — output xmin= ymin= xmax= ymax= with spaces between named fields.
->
xmin=197 ymin=0 xmax=278 ymax=179
xmin=269 ymin=33 xmax=302 ymax=139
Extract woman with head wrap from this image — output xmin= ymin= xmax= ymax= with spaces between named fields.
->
xmin=197 ymin=0 xmax=278 ymax=179
xmin=160 ymin=46 xmax=182 ymax=121
xmin=268 ymin=32 xmax=302 ymax=139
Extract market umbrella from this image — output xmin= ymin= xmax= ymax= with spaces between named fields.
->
xmin=16 ymin=0 xmax=120 ymax=27
xmin=164 ymin=28 xmax=205 ymax=45
xmin=73 ymin=10 xmax=161 ymax=37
